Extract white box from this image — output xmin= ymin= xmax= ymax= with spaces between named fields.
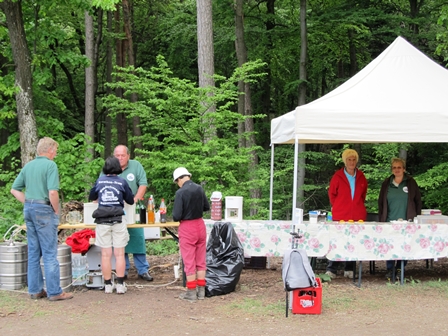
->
xmin=225 ymin=196 xmax=243 ymax=222
xmin=144 ymin=227 xmax=161 ymax=239
xmin=123 ymin=203 xmax=136 ymax=224
xmin=84 ymin=202 xmax=98 ymax=224
xmin=86 ymin=245 xmax=116 ymax=271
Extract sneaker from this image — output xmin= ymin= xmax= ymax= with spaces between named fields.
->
xmin=344 ymin=271 xmax=354 ymax=278
xmin=325 ymin=271 xmax=336 ymax=279
xmin=105 ymin=283 xmax=115 ymax=294
xmin=116 ymin=283 xmax=127 ymax=294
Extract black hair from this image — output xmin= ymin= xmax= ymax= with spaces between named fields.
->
xmin=175 ymin=174 xmax=189 ymax=182
xmin=103 ymin=157 xmax=123 ymax=175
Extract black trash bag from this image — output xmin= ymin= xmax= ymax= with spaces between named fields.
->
xmin=205 ymin=221 xmax=244 ymax=297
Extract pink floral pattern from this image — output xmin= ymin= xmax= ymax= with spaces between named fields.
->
xmin=204 ymin=220 xmax=448 ymax=259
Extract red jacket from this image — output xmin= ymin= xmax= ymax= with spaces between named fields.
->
xmin=328 ymin=168 xmax=367 ymax=221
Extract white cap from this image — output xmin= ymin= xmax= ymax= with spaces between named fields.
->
xmin=173 ymin=167 xmax=191 ymax=182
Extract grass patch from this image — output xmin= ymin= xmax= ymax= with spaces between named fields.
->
xmin=221 ymin=297 xmax=284 ymax=315
xmin=146 ymin=239 xmax=178 ymax=256
xmin=0 ymin=290 xmax=28 ymax=315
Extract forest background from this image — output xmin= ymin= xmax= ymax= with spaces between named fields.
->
xmin=1 ymin=0 xmax=448 ymax=236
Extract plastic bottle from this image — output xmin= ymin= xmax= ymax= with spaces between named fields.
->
xmin=159 ymin=198 xmax=167 ymax=223
xmin=139 ymin=197 xmax=147 ymax=224
xmin=135 ymin=199 xmax=141 ymax=224
xmin=147 ymin=195 xmax=155 ymax=224
xmin=72 ymin=254 xmax=87 ymax=285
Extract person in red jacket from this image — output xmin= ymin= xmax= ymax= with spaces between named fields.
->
xmin=325 ymin=149 xmax=368 ymax=279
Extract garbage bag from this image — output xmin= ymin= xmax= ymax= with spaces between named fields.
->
xmin=205 ymin=221 xmax=244 ymax=297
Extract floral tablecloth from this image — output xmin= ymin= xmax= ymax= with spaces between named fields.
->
xmin=205 ymin=220 xmax=448 ymax=261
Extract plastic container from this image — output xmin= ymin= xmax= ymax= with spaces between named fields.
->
xmin=210 ymin=191 xmax=223 ymax=221
xmin=417 ymin=215 xmax=448 ymax=224
xmin=309 ymin=211 xmax=319 ymax=224
xmin=225 ymin=196 xmax=243 ymax=222
xmin=292 ymin=278 xmax=322 ymax=315
xmin=72 ymin=253 xmax=88 ymax=286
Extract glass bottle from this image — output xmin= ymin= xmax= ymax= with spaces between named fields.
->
xmin=147 ymin=195 xmax=155 ymax=224
xmin=135 ymin=199 xmax=141 ymax=224
xmin=160 ymin=198 xmax=167 ymax=223
xmin=139 ymin=197 xmax=147 ymax=224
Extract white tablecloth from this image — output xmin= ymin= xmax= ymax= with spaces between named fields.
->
xmin=205 ymin=220 xmax=448 ymax=261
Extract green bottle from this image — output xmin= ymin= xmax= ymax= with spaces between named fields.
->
xmin=135 ymin=199 xmax=141 ymax=224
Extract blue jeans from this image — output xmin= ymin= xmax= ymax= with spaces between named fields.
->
xmin=125 ymin=253 xmax=149 ymax=275
xmin=387 ymin=260 xmax=407 ymax=270
xmin=327 ymin=260 xmax=355 ymax=273
xmin=24 ymin=203 xmax=62 ymax=297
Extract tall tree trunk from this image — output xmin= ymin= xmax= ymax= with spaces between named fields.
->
xmin=263 ymin=0 xmax=275 ymax=148
xmin=348 ymin=29 xmax=358 ymax=76
xmin=235 ymin=0 xmax=259 ymax=216
xmin=122 ymin=0 xmax=142 ymax=151
xmin=235 ymin=0 xmax=245 ymax=149
xmin=197 ymin=0 xmax=216 ymax=142
xmin=85 ymin=10 xmax=95 ymax=159
xmin=1 ymin=0 xmax=38 ymax=165
xmin=115 ymin=6 xmax=127 ymax=146
xmin=296 ymin=0 xmax=307 ymax=208
xmin=104 ymin=11 xmax=113 ymax=158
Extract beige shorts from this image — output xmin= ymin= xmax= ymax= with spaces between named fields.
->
xmin=95 ymin=222 xmax=129 ymax=248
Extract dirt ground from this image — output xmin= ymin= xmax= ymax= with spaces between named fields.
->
xmin=1 ymin=254 xmax=448 ymax=336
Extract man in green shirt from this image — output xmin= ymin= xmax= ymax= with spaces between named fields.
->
xmin=11 ymin=137 xmax=73 ymax=301
xmin=113 ymin=145 xmax=153 ymax=281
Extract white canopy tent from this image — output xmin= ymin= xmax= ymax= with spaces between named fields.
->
xmin=269 ymin=36 xmax=448 ymax=220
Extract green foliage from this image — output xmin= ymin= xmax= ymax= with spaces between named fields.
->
xmin=146 ymin=239 xmax=178 ymax=256
xmin=56 ymin=134 xmax=105 ymax=203
xmin=103 ymin=56 xmax=267 ymax=217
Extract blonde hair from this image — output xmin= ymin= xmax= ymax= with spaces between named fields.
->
xmin=391 ymin=157 xmax=406 ymax=170
xmin=36 ymin=137 xmax=58 ymax=155
xmin=341 ymin=149 xmax=359 ymax=165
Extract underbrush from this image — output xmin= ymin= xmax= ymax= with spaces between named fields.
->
xmin=145 ymin=239 xmax=178 ymax=256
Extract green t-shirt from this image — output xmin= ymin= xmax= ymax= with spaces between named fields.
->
xmin=11 ymin=156 xmax=59 ymax=201
xmin=386 ymin=176 xmax=408 ymax=221
xmin=118 ymin=159 xmax=148 ymax=195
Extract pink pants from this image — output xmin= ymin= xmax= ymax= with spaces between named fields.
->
xmin=178 ymin=218 xmax=206 ymax=276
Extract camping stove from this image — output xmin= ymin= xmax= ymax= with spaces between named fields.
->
xmin=86 ymin=272 xmax=114 ymax=289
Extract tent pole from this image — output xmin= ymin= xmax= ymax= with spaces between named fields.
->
xmin=269 ymin=144 xmax=275 ymax=220
xmin=292 ymin=136 xmax=299 ymax=225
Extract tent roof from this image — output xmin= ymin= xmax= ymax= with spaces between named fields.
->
xmin=271 ymin=36 xmax=448 ymax=144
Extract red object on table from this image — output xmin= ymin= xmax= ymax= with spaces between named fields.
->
xmin=65 ymin=228 xmax=96 ymax=254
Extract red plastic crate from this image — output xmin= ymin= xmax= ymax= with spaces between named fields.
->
xmin=292 ymin=278 xmax=322 ymax=315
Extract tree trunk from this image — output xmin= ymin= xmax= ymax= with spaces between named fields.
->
xmin=197 ymin=0 xmax=216 ymax=142
xmin=1 ymin=0 xmax=38 ymax=165
xmin=85 ymin=10 xmax=95 ymax=159
xmin=235 ymin=0 xmax=259 ymax=216
xmin=235 ymin=0 xmax=245 ymax=149
xmin=122 ymin=0 xmax=142 ymax=150
xmin=297 ymin=0 xmax=307 ymax=208
xmin=115 ymin=6 xmax=127 ymax=146
xmin=104 ymin=11 xmax=113 ymax=158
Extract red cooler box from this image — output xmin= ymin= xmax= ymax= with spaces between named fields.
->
xmin=292 ymin=278 xmax=322 ymax=315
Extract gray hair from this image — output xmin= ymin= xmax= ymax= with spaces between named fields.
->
xmin=36 ymin=137 xmax=58 ymax=155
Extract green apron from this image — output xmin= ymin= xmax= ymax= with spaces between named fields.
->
xmin=125 ymin=228 xmax=146 ymax=254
